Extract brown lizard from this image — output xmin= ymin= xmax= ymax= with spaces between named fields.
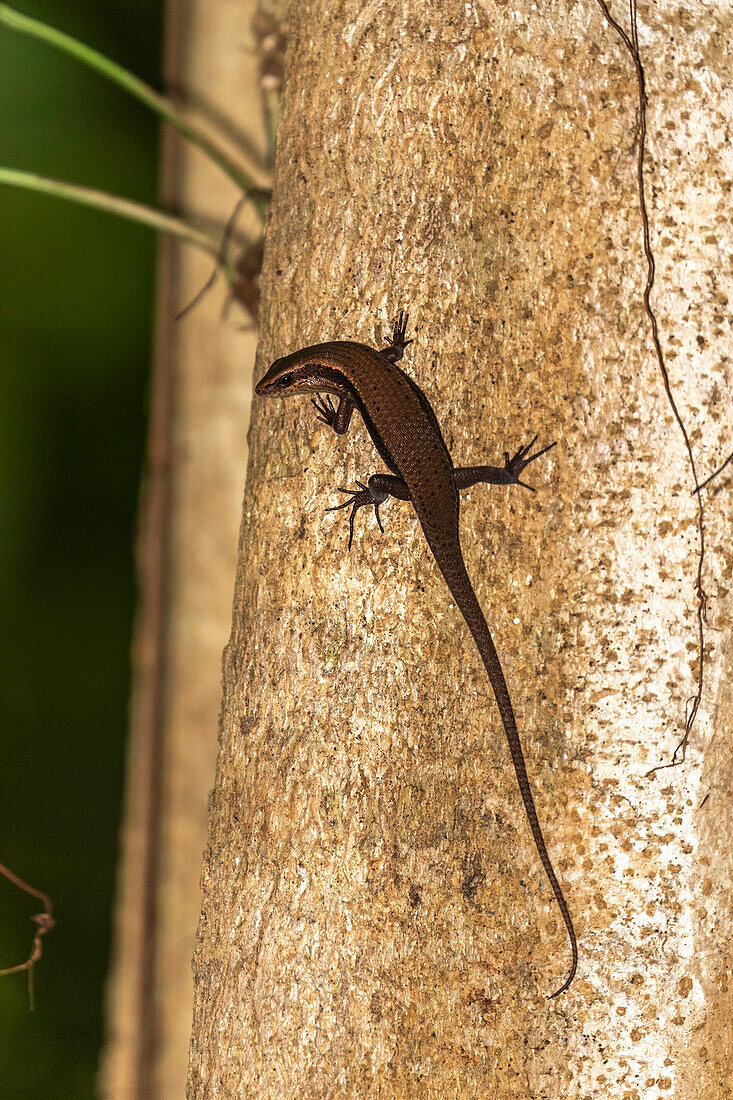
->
xmin=256 ymin=310 xmax=577 ymax=996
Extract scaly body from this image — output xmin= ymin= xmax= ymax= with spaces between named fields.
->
xmin=256 ymin=312 xmax=577 ymax=997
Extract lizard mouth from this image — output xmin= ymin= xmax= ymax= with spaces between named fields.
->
xmin=254 ymin=360 xmax=286 ymax=395
xmin=256 ymin=360 xmax=321 ymax=396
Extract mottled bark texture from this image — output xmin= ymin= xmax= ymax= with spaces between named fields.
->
xmin=189 ymin=1 xmax=732 ymax=1096
xmin=101 ymin=0 xmax=265 ymax=1096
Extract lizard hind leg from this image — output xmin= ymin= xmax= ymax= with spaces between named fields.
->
xmin=453 ymin=437 xmax=557 ymax=493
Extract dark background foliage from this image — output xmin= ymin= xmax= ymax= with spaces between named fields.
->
xmin=0 ymin=1 xmax=161 ymax=1093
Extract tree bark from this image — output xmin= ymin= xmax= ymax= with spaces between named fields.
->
xmin=189 ymin=1 xmax=733 ymax=1096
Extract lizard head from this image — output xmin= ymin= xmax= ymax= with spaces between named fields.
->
xmin=255 ymin=354 xmax=314 ymax=396
xmin=255 ymin=346 xmax=345 ymax=398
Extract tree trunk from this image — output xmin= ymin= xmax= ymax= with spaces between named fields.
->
xmin=189 ymin=1 xmax=733 ymax=1095
xmin=100 ymin=0 xmax=267 ymax=1095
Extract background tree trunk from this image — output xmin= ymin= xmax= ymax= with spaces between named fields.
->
xmin=189 ymin=0 xmax=733 ymax=1095
xmin=100 ymin=1 xmax=270 ymax=1096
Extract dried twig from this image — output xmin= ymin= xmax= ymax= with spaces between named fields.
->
xmin=0 ymin=860 xmax=54 ymax=1009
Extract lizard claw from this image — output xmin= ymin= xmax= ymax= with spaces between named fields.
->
xmin=504 ymin=436 xmax=556 ymax=490
xmin=312 ymin=394 xmax=337 ymax=427
xmin=382 ymin=308 xmax=413 ymax=363
xmin=325 ymin=480 xmax=386 ymax=549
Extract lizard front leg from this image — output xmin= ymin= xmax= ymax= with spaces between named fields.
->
xmin=326 ymin=473 xmax=411 ymax=549
xmin=381 ymin=309 xmax=413 ymax=364
xmin=312 ymin=394 xmax=355 ymax=434
xmin=454 ymin=435 xmax=556 ymax=493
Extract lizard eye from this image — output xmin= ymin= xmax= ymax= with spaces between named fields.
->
xmin=276 ymin=365 xmax=316 ymax=389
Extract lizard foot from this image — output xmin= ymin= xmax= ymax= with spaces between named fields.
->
xmin=325 ymin=479 xmax=389 ymax=549
xmin=503 ymin=436 xmax=557 ymax=491
xmin=382 ymin=309 xmax=413 ymax=364
xmin=312 ymin=394 xmax=337 ymax=427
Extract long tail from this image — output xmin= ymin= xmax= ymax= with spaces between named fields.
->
xmin=439 ymin=551 xmax=577 ymax=997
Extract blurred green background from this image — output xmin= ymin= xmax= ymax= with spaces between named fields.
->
xmin=0 ymin=1 xmax=162 ymax=1094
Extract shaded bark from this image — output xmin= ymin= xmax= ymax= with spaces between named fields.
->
xmin=100 ymin=0 xmax=267 ymax=1095
xmin=189 ymin=1 xmax=733 ymax=1096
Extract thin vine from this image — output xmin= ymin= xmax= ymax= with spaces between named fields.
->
xmin=594 ymin=0 xmax=706 ymax=773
